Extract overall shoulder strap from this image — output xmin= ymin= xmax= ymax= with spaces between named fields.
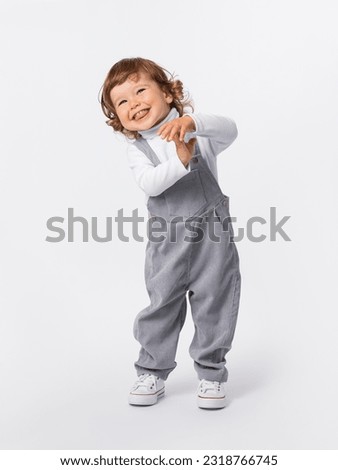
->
xmin=133 ymin=137 xmax=161 ymax=167
xmin=194 ymin=140 xmax=202 ymax=157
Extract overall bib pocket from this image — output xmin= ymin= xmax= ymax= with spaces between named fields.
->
xmin=164 ymin=170 xmax=207 ymax=217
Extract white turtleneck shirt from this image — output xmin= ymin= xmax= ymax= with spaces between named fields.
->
xmin=126 ymin=108 xmax=238 ymax=203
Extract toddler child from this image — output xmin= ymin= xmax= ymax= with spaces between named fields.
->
xmin=100 ymin=57 xmax=241 ymax=409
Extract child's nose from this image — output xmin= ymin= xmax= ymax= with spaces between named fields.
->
xmin=130 ymin=99 xmax=141 ymax=110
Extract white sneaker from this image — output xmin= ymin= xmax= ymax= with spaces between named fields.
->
xmin=128 ymin=373 xmax=165 ymax=406
xmin=197 ymin=379 xmax=227 ymax=409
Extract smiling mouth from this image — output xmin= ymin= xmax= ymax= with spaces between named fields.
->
xmin=133 ymin=108 xmax=150 ymax=120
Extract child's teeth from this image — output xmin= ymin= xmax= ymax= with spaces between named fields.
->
xmin=135 ymin=109 xmax=147 ymax=119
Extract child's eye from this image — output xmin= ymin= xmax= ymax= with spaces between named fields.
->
xmin=118 ymin=99 xmax=127 ymax=106
xmin=137 ymin=88 xmax=145 ymax=94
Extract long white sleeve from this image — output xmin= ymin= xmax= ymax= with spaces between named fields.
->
xmin=127 ymin=141 xmax=190 ymax=197
xmin=183 ymin=113 xmax=238 ymax=156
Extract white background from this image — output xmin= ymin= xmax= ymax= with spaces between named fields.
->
xmin=0 ymin=0 xmax=337 ymax=449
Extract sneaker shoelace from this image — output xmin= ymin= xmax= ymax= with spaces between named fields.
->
xmin=132 ymin=373 xmax=157 ymax=391
xmin=199 ymin=379 xmax=222 ymax=393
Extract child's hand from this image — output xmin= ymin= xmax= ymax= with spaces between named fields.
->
xmin=172 ymin=135 xmax=197 ymax=168
xmin=157 ymin=115 xmax=196 ymax=142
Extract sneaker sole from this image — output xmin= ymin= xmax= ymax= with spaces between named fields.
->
xmin=197 ymin=395 xmax=227 ymax=409
xmin=129 ymin=387 xmax=165 ymax=406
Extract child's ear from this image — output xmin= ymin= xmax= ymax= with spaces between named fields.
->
xmin=164 ymin=91 xmax=174 ymax=104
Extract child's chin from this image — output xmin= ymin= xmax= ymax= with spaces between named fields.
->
xmin=130 ymin=119 xmax=152 ymax=132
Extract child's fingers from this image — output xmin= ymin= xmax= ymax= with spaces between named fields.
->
xmin=171 ymin=133 xmax=183 ymax=146
xmin=167 ymin=123 xmax=181 ymax=142
xmin=158 ymin=123 xmax=176 ymax=140
xmin=172 ymin=134 xmax=194 ymax=155
xmin=157 ymin=122 xmax=170 ymax=137
xmin=157 ymin=118 xmax=191 ymax=141
xmin=158 ymin=119 xmax=179 ymax=138
xmin=157 ymin=118 xmax=186 ymax=141
xmin=179 ymin=124 xmax=189 ymax=142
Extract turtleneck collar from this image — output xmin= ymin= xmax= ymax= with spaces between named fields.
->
xmin=138 ymin=107 xmax=179 ymax=140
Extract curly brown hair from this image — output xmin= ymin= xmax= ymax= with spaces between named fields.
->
xmin=100 ymin=57 xmax=194 ymax=139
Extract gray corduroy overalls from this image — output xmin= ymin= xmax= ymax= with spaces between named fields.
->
xmin=132 ymin=138 xmax=241 ymax=383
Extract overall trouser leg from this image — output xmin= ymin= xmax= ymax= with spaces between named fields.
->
xmin=187 ymin=208 xmax=241 ymax=382
xmin=133 ymin=222 xmax=190 ymax=381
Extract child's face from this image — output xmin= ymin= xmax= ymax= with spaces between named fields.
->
xmin=110 ymin=71 xmax=173 ymax=132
